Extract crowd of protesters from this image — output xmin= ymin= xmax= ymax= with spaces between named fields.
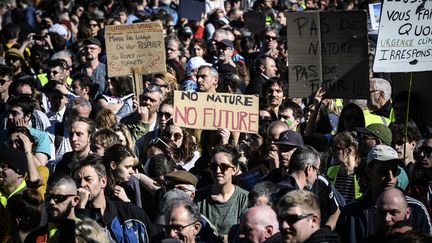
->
xmin=0 ymin=0 xmax=431 ymax=243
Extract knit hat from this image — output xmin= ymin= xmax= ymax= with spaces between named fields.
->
xmin=0 ymin=149 xmax=28 ymax=175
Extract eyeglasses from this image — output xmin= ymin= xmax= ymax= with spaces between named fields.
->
xmin=163 ymin=221 xmax=197 ymax=232
xmin=0 ymin=79 xmax=10 ymax=85
xmin=167 ymin=47 xmax=178 ymax=52
xmin=209 ymin=163 xmax=235 ymax=173
xmin=376 ymin=165 xmax=398 ymax=177
xmin=310 ymin=164 xmax=321 ymax=174
xmin=370 ymin=90 xmax=381 ymax=93
xmin=157 ymin=111 xmax=172 ymax=119
xmin=49 ymin=70 xmax=60 ymax=75
xmin=45 ymin=193 xmax=76 ymax=204
xmin=278 ymin=213 xmax=314 ymax=225
xmin=265 ymin=35 xmax=277 ymax=41
xmin=419 ymin=146 xmax=432 ymax=157
xmin=163 ymin=131 xmax=183 ymax=141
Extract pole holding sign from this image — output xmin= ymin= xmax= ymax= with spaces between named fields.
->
xmin=173 ymin=91 xmax=259 ymax=133
xmin=105 ymin=21 xmax=167 ymax=77
xmin=373 ymin=0 xmax=432 ymax=72
xmin=287 ymin=11 xmax=369 ymax=99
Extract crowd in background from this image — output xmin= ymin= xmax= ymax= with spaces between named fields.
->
xmin=0 ymin=0 xmax=431 ymax=243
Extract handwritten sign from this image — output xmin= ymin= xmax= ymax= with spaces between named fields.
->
xmin=373 ymin=0 xmax=432 ymax=72
xmin=173 ymin=91 xmax=259 ymax=133
xmin=179 ymin=0 xmax=205 ymax=21
xmin=105 ymin=22 xmax=166 ymax=77
xmin=287 ymin=11 xmax=369 ymax=99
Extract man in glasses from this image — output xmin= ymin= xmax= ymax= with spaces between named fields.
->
xmin=406 ymin=126 xmax=432 ymax=215
xmin=336 ymin=145 xmax=432 ymax=242
xmin=277 ymin=190 xmax=340 ymax=243
xmin=215 ymin=39 xmax=237 ymax=76
xmin=164 ymin=200 xmax=202 ymax=243
xmin=80 ymin=37 xmax=106 ymax=94
xmin=26 ymin=173 xmax=80 ymax=241
xmin=368 ymin=78 xmax=395 ymax=122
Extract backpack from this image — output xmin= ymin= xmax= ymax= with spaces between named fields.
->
xmin=108 ymin=217 xmax=149 ymax=243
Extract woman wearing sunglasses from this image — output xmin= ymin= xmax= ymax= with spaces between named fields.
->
xmin=326 ymin=131 xmax=362 ymax=203
xmin=102 ymin=144 xmax=141 ymax=208
xmin=195 ymin=144 xmax=248 ymax=240
xmin=162 ymin=120 xmax=200 ymax=171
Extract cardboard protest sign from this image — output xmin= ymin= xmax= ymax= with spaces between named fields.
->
xmin=173 ymin=91 xmax=259 ymax=133
xmin=105 ymin=22 xmax=166 ymax=77
xmin=287 ymin=11 xmax=369 ymax=99
xmin=244 ymin=10 xmax=267 ymax=35
xmin=373 ymin=0 xmax=432 ymax=72
xmin=179 ymin=0 xmax=205 ymax=21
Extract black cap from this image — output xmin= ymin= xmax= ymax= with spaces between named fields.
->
xmin=0 ymin=149 xmax=28 ymax=175
xmin=273 ymin=130 xmax=304 ymax=147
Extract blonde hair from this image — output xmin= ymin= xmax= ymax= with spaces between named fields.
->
xmin=154 ymin=71 xmax=178 ymax=96
xmin=278 ymin=190 xmax=321 ymax=220
xmin=75 ymin=218 xmax=110 ymax=243
xmin=95 ymin=108 xmax=118 ymax=129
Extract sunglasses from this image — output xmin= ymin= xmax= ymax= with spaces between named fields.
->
xmin=163 ymin=131 xmax=183 ymax=141
xmin=0 ymin=79 xmax=9 ymax=86
xmin=45 ymin=193 xmax=76 ymax=203
xmin=265 ymin=35 xmax=277 ymax=41
xmin=376 ymin=165 xmax=398 ymax=177
xmin=163 ymin=221 xmax=197 ymax=232
xmin=157 ymin=111 xmax=172 ymax=119
xmin=209 ymin=163 xmax=235 ymax=173
xmin=49 ymin=70 xmax=60 ymax=75
xmin=278 ymin=213 xmax=314 ymax=225
xmin=90 ymin=24 xmax=98 ymax=27
xmin=419 ymin=146 xmax=432 ymax=157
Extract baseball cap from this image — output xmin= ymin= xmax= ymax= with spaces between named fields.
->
xmin=83 ymin=37 xmax=101 ymax=47
xmin=217 ymin=39 xmax=234 ymax=50
xmin=6 ymin=48 xmax=24 ymax=60
xmin=186 ymin=57 xmax=212 ymax=74
xmin=273 ymin=130 xmax=304 ymax=147
xmin=49 ymin=23 xmax=68 ymax=39
xmin=164 ymin=170 xmax=198 ymax=188
xmin=367 ymin=145 xmax=399 ymax=165
xmin=356 ymin=123 xmax=392 ymax=146
xmin=0 ymin=149 xmax=28 ymax=175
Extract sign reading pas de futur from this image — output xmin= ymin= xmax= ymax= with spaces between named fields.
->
xmin=173 ymin=91 xmax=259 ymax=133
xmin=373 ymin=0 xmax=432 ymax=72
xmin=287 ymin=11 xmax=369 ymax=99
xmin=105 ymin=21 xmax=166 ymax=77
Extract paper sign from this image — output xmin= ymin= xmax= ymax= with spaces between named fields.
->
xmin=105 ymin=22 xmax=166 ymax=77
xmin=287 ymin=11 xmax=369 ymax=99
xmin=369 ymin=3 xmax=382 ymax=30
xmin=179 ymin=0 xmax=205 ymax=21
xmin=373 ymin=0 xmax=432 ymax=72
xmin=173 ymin=91 xmax=259 ymax=133
xmin=244 ymin=11 xmax=267 ymax=35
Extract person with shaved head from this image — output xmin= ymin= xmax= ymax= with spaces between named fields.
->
xmin=239 ymin=205 xmax=280 ymax=243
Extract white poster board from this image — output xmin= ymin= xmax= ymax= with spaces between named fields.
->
xmin=373 ymin=0 xmax=432 ymax=72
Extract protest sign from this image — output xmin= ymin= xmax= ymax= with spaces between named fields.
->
xmin=173 ymin=91 xmax=259 ymax=133
xmin=373 ymin=0 xmax=432 ymax=72
xmin=179 ymin=0 xmax=205 ymax=21
xmin=244 ymin=10 xmax=267 ymax=35
xmin=105 ymin=22 xmax=166 ymax=77
xmin=287 ymin=11 xmax=369 ymax=99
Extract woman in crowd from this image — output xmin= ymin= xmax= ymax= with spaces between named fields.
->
xmin=96 ymin=76 xmax=134 ymax=120
xmin=151 ymin=71 xmax=178 ymax=98
xmin=112 ymin=123 xmax=135 ymax=151
xmin=194 ymin=144 xmax=248 ymax=239
xmin=189 ymin=38 xmax=208 ymax=59
xmin=336 ymin=103 xmax=365 ymax=133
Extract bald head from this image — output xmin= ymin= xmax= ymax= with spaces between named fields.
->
xmin=377 ymin=188 xmax=410 ymax=230
xmin=240 ymin=206 xmax=279 ymax=243
xmin=267 ymin=121 xmax=289 ymax=143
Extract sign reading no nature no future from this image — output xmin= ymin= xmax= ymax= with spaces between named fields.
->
xmin=173 ymin=91 xmax=259 ymax=133
xmin=105 ymin=21 xmax=166 ymax=77
xmin=373 ymin=0 xmax=432 ymax=72
xmin=287 ymin=11 xmax=369 ymax=99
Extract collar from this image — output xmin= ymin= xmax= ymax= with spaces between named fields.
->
xmin=0 ymin=179 xmax=26 ymax=207
xmin=373 ymin=100 xmax=392 ymax=118
xmin=261 ymin=73 xmax=270 ymax=80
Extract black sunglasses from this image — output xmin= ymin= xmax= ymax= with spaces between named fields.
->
xmin=209 ymin=163 xmax=235 ymax=173
xmin=157 ymin=111 xmax=172 ymax=119
xmin=419 ymin=146 xmax=432 ymax=156
xmin=163 ymin=221 xmax=197 ymax=232
xmin=45 ymin=193 xmax=76 ymax=203
xmin=278 ymin=213 xmax=313 ymax=225
xmin=265 ymin=35 xmax=277 ymax=41
xmin=0 ymin=79 xmax=9 ymax=86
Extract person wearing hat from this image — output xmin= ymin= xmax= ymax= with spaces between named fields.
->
xmin=164 ymin=170 xmax=198 ymax=200
xmin=5 ymin=48 xmax=26 ymax=76
xmin=215 ymin=39 xmax=237 ymax=76
xmin=182 ymin=57 xmax=212 ymax=91
xmin=406 ymin=126 xmax=432 ymax=215
xmin=0 ymin=149 xmax=29 ymax=207
xmin=356 ymin=123 xmax=393 ymax=156
xmin=336 ymin=145 xmax=432 ymax=242
xmin=80 ymin=37 xmax=106 ymax=94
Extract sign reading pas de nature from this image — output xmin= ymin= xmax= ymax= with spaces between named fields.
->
xmin=105 ymin=21 xmax=166 ymax=77
xmin=173 ymin=91 xmax=259 ymax=133
xmin=373 ymin=0 xmax=432 ymax=72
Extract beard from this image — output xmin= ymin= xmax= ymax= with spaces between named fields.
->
xmin=48 ymin=201 xmax=73 ymax=222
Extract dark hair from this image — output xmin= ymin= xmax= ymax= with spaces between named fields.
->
xmin=108 ymin=76 xmax=133 ymax=97
xmin=389 ymin=119 xmax=422 ymax=145
xmin=166 ymin=200 xmax=200 ymax=224
xmin=189 ymin=38 xmax=207 ymax=56
xmin=248 ymin=181 xmax=279 ymax=207
xmin=279 ymin=100 xmax=303 ymax=120
xmin=47 ymin=32 xmax=66 ymax=52
xmin=264 ymin=78 xmax=287 ymax=98
xmin=70 ymin=116 xmax=96 ymax=137
xmin=71 ymin=73 xmax=95 ymax=98
xmin=103 ymin=144 xmax=136 ymax=195
xmin=6 ymin=189 xmax=43 ymax=231
xmin=211 ymin=144 xmax=241 ymax=167
xmin=254 ymin=55 xmax=273 ymax=74
xmin=6 ymin=95 xmax=34 ymax=116
xmin=0 ymin=64 xmax=13 ymax=77
xmin=288 ymin=145 xmax=320 ymax=172
xmin=147 ymin=154 xmax=177 ymax=181
xmin=74 ymin=154 xmax=107 ymax=178
xmin=8 ymin=78 xmax=34 ymax=97
xmin=337 ymin=103 xmax=365 ymax=133
xmin=164 ymin=120 xmax=197 ymax=162
xmin=47 ymin=172 xmax=77 ymax=191
xmin=48 ymin=58 xmax=69 ymax=70
xmin=6 ymin=126 xmax=36 ymax=148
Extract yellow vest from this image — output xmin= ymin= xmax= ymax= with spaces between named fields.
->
xmin=363 ymin=109 xmax=390 ymax=126
xmin=37 ymin=73 xmax=73 ymax=87
xmin=0 ymin=179 xmax=27 ymax=207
